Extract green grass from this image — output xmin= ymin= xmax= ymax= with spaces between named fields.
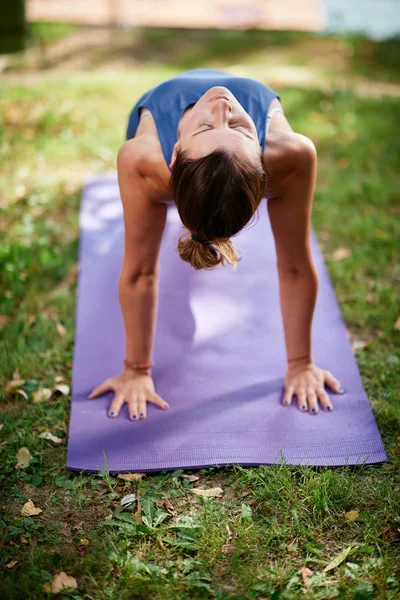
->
xmin=0 ymin=27 xmax=399 ymax=600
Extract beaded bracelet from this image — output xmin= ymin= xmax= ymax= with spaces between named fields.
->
xmin=123 ymin=359 xmax=155 ymax=370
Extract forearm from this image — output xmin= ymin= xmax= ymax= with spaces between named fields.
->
xmin=277 ymin=267 xmax=318 ymax=370
xmin=118 ymin=275 xmax=159 ymax=376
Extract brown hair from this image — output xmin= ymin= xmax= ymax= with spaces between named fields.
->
xmin=170 ymin=147 xmax=268 ymax=270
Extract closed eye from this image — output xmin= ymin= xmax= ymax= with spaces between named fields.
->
xmin=193 ymin=122 xmax=253 ymax=139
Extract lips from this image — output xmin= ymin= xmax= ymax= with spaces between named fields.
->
xmin=210 ymin=94 xmax=231 ymax=102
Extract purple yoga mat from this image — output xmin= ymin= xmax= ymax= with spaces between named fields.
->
xmin=67 ymin=172 xmax=388 ymax=472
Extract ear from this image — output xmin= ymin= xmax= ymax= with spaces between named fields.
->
xmin=169 ymin=141 xmax=180 ymax=169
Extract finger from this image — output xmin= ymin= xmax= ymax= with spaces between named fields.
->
xmin=148 ymin=392 xmax=169 ymax=410
xmin=324 ymin=370 xmax=344 ymax=395
xmin=127 ymin=398 xmax=140 ymax=422
xmin=88 ymin=379 xmax=112 ymax=399
xmin=138 ymin=394 xmax=147 ymax=420
xmin=108 ymin=393 xmax=125 ymax=418
xmin=316 ymin=387 xmax=333 ymax=412
xmin=282 ymin=386 xmax=294 ymax=406
xmin=296 ymin=391 xmax=308 ymax=412
xmin=307 ymin=390 xmax=319 ymax=414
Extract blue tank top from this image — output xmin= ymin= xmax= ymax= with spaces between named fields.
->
xmin=125 ymin=68 xmax=281 ymax=172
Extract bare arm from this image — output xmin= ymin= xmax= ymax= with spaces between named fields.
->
xmin=266 ymin=134 xmax=319 ymax=370
xmin=117 ymin=140 xmax=167 ymax=376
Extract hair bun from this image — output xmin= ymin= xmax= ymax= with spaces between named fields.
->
xmin=177 ymin=232 xmax=242 ymax=271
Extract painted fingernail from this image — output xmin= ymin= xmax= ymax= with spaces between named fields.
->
xmin=311 ymin=408 xmax=316 ymax=412
xmin=110 ymin=411 xmax=115 ymax=416
xmin=133 ymin=414 xmax=137 ymax=419
xmin=140 ymin=412 xmax=144 ymax=417
xmin=302 ymin=405 xmax=306 ymax=410
xmin=339 ymin=387 xmax=345 ymax=393
xmin=327 ymin=406 xmax=331 ymax=411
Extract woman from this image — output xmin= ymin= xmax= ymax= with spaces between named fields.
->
xmin=88 ymin=68 xmax=345 ymax=421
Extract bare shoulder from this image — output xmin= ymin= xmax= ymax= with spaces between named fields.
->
xmin=264 ymin=113 xmax=317 ymax=198
xmin=117 ymin=135 xmax=156 ymax=174
xmin=117 ymin=135 xmax=171 ymax=201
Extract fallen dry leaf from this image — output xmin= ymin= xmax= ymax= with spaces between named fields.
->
xmin=190 ymin=487 xmax=224 ymax=498
xmin=60 ymin=523 xmax=72 ymax=537
xmin=394 ymin=316 xmax=400 ymax=331
xmin=33 ymin=388 xmax=53 ymax=403
xmin=54 ymin=375 xmax=67 ymax=383
xmin=323 ymin=544 xmax=352 ymax=573
xmin=15 ymin=447 xmax=32 ymax=469
xmin=5 ymin=378 xmax=25 ymax=392
xmin=120 ymin=493 xmax=136 ymax=507
xmin=152 ymin=498 xmax=176 ymax=513
xmin=6 ymin=560 xmax=18 ymax=569
xmin=51 ymin=571 xmax=78 ymax=593
xmin=54 ymin=384 xmax=70 ymax=396
xmin=56 ymin=322 xmax=67 ymax=336
xmin=0 ymin=316 xmax=12 ymax=329
xmin=346 ymin=510 xmax=360 ymax=520
xmin=13 ymin=389 xmax=29 ymax=401
xmin=332 ymin=247 xmax=352 ymax=261
xmin=39 ymin=431 xmax=63 ymax=444
xmin=21 ymin=500 xmax=43 ymax=517
xmin=117 ymin=472 xmax=146 ymax=481
xmin=221 ymin=544 xmax=236 ymax=554
xmin=300 ymin=566 xmax=314 ymax=590
xmin=181 ymin=474 xmax=200 ymax=482
xmin=28 ymin=315 xmax=35 ymax=326
xmin=351 ymin=339 xmax=369 ymax=353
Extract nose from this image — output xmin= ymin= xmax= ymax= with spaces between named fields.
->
xmin=211 ymin=98 xmax=232 ymax=119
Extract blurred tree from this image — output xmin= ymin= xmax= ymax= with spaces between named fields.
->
xmin=0 ymin=0 xmax=26 ymax=53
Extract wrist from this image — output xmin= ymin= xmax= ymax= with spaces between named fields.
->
xmin=287 ymin=354 xmax=312 ymax=371
xmin=123 ymin=366 xmax=152 ymax=377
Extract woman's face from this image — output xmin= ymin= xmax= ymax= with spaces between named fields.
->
xmin=169 ymin=86 xmax=261 ymax=168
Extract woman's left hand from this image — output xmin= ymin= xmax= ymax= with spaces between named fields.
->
xmin=283 ymin=363 xmax=344 ymax=414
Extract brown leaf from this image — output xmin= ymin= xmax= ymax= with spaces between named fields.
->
xmin=221 ymin=544 xmax=236 ymax=554
xmin=117 ymin=472 xmax=146 ymax=481
xmin=54 ymin=375 xmax=67 ymax=383
xmin=6 ymin=560 xmax=18 ymax=569
xmin=346 ymin=510 xmax=360 ymax=520
xmin=50 ymin=571 xmax=78 ymax=593
xmin=20 ymin=500 xmax=43 ymax=517
xmin=5 ymin=379 xmax=25 ymax=392
xmin=152 ymin=498 xmax=176 ymax=513
xmin=0 ymin=316 xmax=12 ymax=329
xmin=15 ymin=447 xmax=33 ymax=469
xmin=56 ymin=322 xmax=67 ymax=337
xmin=300 ymin=565 xmax=313 ymax=589
xmin=33 ymin=388 xmax=53 ymax=403
xmin=60 ymin=523 xmax=72 ymax=537
xmin=332 ymin=247 xmax=352 ymax=261
xmin=190 ymin=487 xmax=224 ymax=498
xmin=394 ymin=316 xmax=400 ymax=331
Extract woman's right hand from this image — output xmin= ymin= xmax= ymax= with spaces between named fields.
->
xmin=87 ymin=371 xmax=169 ymax=421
